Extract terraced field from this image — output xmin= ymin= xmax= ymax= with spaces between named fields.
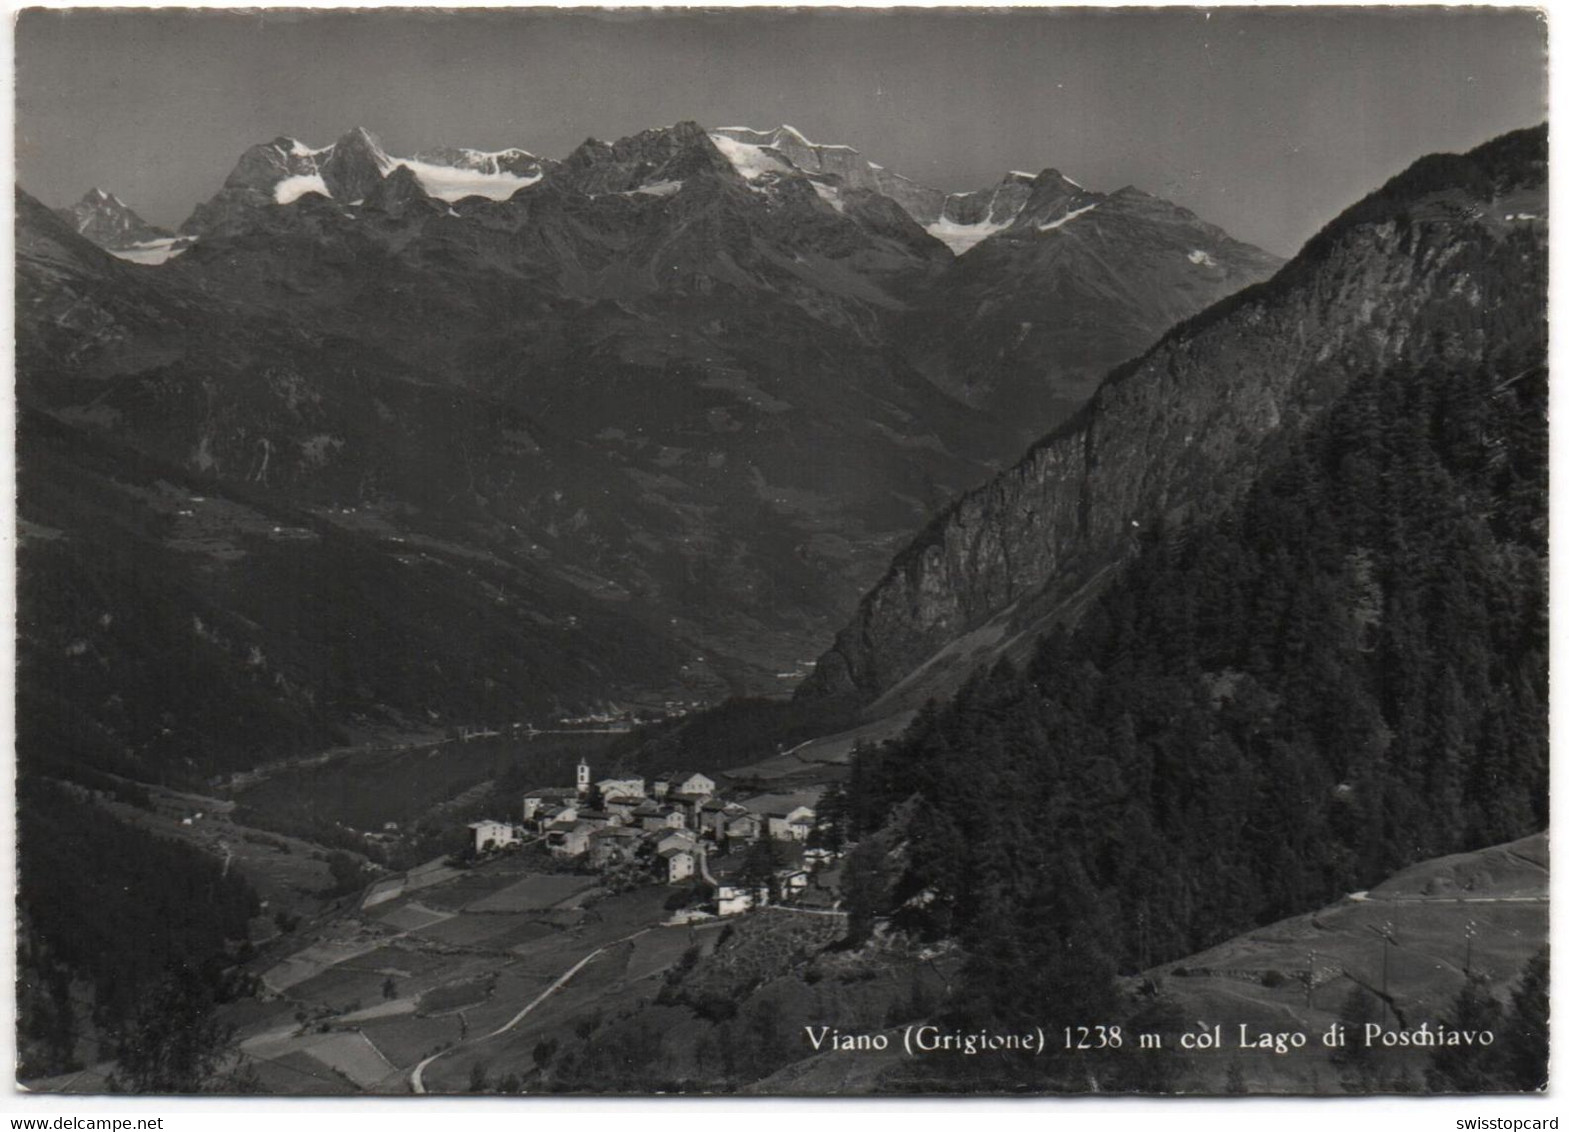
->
xmin=465 ymin=875 xmax=598 ymax=913
xmin=227 ymin=852 xmax=695 ymax=1094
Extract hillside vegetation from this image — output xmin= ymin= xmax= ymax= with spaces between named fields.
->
xmin=840 ymin=341 xmax=1546 ymax=1087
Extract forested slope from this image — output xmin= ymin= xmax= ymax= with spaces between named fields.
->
xmin=840 ymin=340 xmax=1546 ymax=1056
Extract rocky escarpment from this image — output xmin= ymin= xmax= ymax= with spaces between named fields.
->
xmin=801 ymin=125 xmax=1548 ymax=707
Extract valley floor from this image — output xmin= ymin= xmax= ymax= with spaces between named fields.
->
xmin=21 ymin=805 xmax=1544 ymax=1097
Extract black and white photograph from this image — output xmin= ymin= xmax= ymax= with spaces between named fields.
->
xmin=10 ymin=3 xmax=1550 ymax=1104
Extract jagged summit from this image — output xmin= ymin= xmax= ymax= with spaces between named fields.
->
xmin=1002 ymin=167 xmax=1097 ymax=231
xmin=557 ymin=120 xmax=737 ymax=195
xmin=363 ymin=162 xmax=433 ymax=216
xmin=54 ymin=186 xmax=184 ymax=259
xmin=223 ymin=136 xmax=322 ymax=191
xmin=319 ymin=126 xmax=394 ymax=201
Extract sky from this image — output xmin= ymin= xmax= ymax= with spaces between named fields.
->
xmin=14 ymin=6 xmax=1547 ymax=257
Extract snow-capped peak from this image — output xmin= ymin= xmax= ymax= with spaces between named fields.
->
xmin=59 ymin=186 xmax=182 ymax=252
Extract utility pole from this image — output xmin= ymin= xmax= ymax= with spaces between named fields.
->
xmin=1464 ymin=920 xmax=1477 ymax=978
xmin=1379 ymin=922 xmax=1394 ymax=1027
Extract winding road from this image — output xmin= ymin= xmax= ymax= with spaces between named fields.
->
xmin=408 ymin=927 xmax=652 ymax=1093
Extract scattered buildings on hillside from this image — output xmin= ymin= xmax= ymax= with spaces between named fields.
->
xmin=470 ymin=759 xmax=835 ymax=905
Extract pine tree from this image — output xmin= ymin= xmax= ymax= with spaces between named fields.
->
xmin=1426 ymin=977 xmax=1508 ymax=1092
xmin=1496 ymin=948 xmax=1549 ymax=1091
xmin=115 ymin=968 xmax=239 ymax=1093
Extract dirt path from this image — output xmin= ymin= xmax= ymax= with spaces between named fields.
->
xmin=1349 ymin=892 xmax=1547 ymax=905
xmin=408 ymin=926 xmax=652 ymax=1094
xmin=768 ymin=905 xmax=846 ymax=918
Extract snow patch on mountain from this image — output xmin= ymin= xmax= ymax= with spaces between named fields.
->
xmin=810 ymin=180 xmax=846 ymax=213
xmin=709 ymin=133 xmax=792 ymax=181
xmin=1035 ymin=202 xmax=1099 ymax=232
xmin=275 ymin=174 xmax=330 ymax=204
xmin=413 ymin=146 xmax=540 ymax=173
xmin=631 ymin=180 xmax=684 ymax=197
xmin=925 ymin=217 xmax=1010 ymax=255
xmin=393 ymin=159 xmax=540 ymax=201
xmin=108 ymin=237 xmax=192 ymax=265
xmin=1188 ymin=248 xmax=1218 ymax=266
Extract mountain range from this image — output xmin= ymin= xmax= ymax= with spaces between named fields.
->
xmin=19 ymin=119 xmax=1279 ymax=777
xmin=68 ymin=122 xmax=1280 ymax=429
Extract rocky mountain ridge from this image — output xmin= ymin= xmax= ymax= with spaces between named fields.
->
xmin=180 ymin=126 xmax=556 ymax=238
